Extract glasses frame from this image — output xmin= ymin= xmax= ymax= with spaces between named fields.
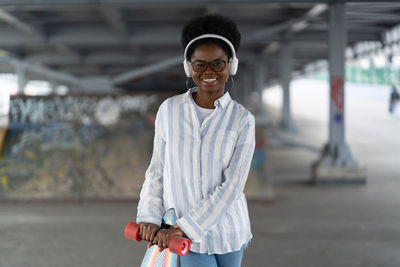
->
xmin=190 ymin=59 xmax=228 ymax=73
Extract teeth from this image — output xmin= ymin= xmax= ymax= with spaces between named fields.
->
xmin=202 ymin=79 xmax=216 ymax=82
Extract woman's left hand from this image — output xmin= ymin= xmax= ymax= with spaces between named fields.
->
xmin=152 ymin=227 xmax=186 ymax=251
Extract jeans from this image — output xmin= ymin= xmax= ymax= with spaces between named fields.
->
xmin=179 ymin=245 xmax=245 ymax=267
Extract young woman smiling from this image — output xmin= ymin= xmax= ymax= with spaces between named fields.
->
xmin=136 ymin=14 xmax=255 ymax=267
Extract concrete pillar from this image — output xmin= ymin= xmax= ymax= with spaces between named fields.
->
xmin=311 ymin=3 xmax=366 ymax=184
xmin=227 ymin=72 xmax=238 ymax=100
xmin=49 ymin=80 xmax=57 ymax=95
xmin=16 ymin=63 xmax=28 ymax=95
xmin=239 ymin=65 xmax=251 ymax=107
xmin=280 ymin=41 xmax=296 ymax=131
xmin=245 ymin=64 xmax=254 ymax=108
xmin=253 ymin=55 xmax=266 ymax=114
xmin=244 ymin=55 xmax=275 ymax=202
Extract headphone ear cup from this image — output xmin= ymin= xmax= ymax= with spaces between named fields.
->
xmin=229 ymin=57 xmax=238 ymax=76
xmin=183 ymin=60 xmax=191 ymax=77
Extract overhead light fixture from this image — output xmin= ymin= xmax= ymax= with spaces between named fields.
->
xmin=392 ymin=55 xmax=400 ymax=67
xmin=263 ymin=42 xmax=280 ymax=54
xmin=307 ymin=4 xmax=328 ymax=18
xmin=360 ymin=58 xmax=370 ymax=69
xmin=292 ymin=21 xmax=308 ymax=32
xmin=373 ymin=53 xmax=387 ymax=68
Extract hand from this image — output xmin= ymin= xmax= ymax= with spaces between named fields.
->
xmin=152 ymin=227 xmax=186 ymax=252
xmin=139 ymin=222 xmax=160 ymax=246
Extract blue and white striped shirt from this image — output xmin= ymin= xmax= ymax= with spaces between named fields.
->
xmin=137 ymin=87 xmax=255 ymax=254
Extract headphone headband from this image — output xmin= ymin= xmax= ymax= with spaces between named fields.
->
xmin=183 ymin=33 xmax=237 ymax=61
xmin=183 ymin=33 xmax=239 ymax=77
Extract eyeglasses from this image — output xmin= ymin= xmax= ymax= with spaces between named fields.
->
xmin=190 ymin=59 xmax=227 ymax=73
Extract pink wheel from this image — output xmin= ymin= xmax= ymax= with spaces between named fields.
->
xmin=124 ymin=222 xmax=142 ymax=242
xmin=168 ymin=236 xmax=191 ymax=256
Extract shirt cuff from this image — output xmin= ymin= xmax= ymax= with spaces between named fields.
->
xmin=176 ymin=213 xmax=206 ymax=243
xmin=136 ymin=214 xmax=162 ymax=226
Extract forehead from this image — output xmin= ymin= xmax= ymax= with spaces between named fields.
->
xmin=191 ymin=44 xmax=228 ymax=61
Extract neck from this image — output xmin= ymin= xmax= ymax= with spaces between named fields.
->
xmin=192 ymin=90 xmax=224 ymax=109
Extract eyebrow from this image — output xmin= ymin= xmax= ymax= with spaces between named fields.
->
xmin=191 ymin=57 xmax=228 ymax=62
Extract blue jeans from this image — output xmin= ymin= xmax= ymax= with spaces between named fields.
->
xmin=180 ymin=245 xmax=245 ymax=267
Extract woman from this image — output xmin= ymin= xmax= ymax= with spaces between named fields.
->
xmin=136 ymin=14 xmax=255 ymax=267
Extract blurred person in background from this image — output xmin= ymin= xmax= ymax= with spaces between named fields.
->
xmin=389 ymin=83 xmax=400 ymax=114
xmin=136 ymin=14 xmax=255 ymax=267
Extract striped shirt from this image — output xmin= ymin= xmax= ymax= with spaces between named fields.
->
xmin=137 ymin=87 xmax=255 ymax=254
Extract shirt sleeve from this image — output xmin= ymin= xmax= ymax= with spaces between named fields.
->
xmin=136 ymin=104 xmax=166 ymax=226
xmin=177 ymin=113 xmax=256 ymax=242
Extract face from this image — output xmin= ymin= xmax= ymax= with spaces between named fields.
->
xmin=190 ymin=44 xmax=229 ymax=95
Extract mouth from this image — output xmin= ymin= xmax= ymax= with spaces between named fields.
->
xmin=201 ymin=78 xmax=218 ymax=85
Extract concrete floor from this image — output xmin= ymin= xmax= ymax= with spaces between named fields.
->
xmin=1 ymin=87 xmax=400 ymax=266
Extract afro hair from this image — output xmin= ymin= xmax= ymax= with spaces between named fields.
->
xmin=181 ymin=14 xmax=241 ymax=61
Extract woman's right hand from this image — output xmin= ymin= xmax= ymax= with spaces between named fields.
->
xmin=139 ymin=222 xmax=160 ymax=247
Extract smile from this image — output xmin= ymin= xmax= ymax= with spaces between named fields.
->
xmin=201 ymin=78 xmax=217 ymax=83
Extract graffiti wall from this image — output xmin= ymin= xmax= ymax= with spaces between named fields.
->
xmin=0 ymin=94 xmax=166 ymax=200
xmin=0 ymin=93 xmax=270 ymax=201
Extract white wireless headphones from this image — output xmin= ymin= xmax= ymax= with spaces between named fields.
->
xmin=183 ymin=33 xmax=239 ymax=77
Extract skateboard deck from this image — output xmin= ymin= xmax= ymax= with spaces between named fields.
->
xmin=125 ymin=208 xmax=190 ymax=267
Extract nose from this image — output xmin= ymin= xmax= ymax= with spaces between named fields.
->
xmin=204 ymin=62 xmax=215 ymax=73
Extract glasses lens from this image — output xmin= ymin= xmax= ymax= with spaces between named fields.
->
xmin=211 ymin=60 xmax=226 ymax=72
xmin=191 ymin=60 xmax=226 ymax=72
xmin=192 ymin=61 xmax=206 ymax=72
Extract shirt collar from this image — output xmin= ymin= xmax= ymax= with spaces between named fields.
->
xmin=184 ymin=87 xmax=231 ymax=109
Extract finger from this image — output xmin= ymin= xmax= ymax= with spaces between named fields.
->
xmin=158 ymin=238 xmax=164 ymax=248
xmin=144 ymin=227 xmax=152 ymax=241
xmin=139 ymin=225 xmax=144 ymax=238
xmin=149 ymin=231 xmax=157 ymax=243
xmin=152 ymin=236 xmax=158 ymax=246
xmin=142 ymin=229 xmax=148 ymax=241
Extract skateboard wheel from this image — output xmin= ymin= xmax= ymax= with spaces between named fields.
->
xmin=169 ymin=236 xmax=191 ymax=256
xmin=125 ymin=222 xmax=142 ymax=242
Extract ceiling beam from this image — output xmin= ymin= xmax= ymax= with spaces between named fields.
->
xmin=252 ymin=4 xmax=328 ymax=41
xmin=0 ymin=8 xmax=43 ymax=36
xmin=112 ymin=55 xmax=181 ymax=85
xmin=99 ymin=7 xmax=129 ymax=38
xmin=0 ymin=8 xmax=81 ymax=59
xmin=0 ymin=27 xmax=380 ymax=49
xmin=347 ymin=11 xmax=400 ymax=21
xmin=0 ymin=0 xmax=400 ymax=7
xmin=0 ymin=55 xmax=82 ymax=86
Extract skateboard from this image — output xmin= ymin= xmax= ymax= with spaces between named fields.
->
xmin=125 ymin=208 xmax=191 ymax=267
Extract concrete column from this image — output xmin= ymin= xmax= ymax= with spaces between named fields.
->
xmin=245 ymin=64 xmax=254 ymax=108
xmin=239 ymin=65 xmax=251 ymax=107
xmin=230 ymin=72 xmax=240 ymax=100
xmin=250 ymin=55 xmax=275 ymax=201
xmin=253 ymin=55 xmax=266 ymax=114
xmin=311 ymin=3 xmax=366 ymax=184
xmin=50 ymin=80 xmax=57 ymax=95
xmin=280 ymin=41 xmax=296 ymax=131
xmin=16 ymin=63 xmax=28 ymax=95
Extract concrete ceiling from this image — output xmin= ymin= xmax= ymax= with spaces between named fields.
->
xmin=0 ymin=0 xmax=399 ymax=93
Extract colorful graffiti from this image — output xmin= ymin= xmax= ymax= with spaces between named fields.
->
xmin=330 ymin=76 xmax=344 ymax=124
xmin=0 ymin=94 xmax=164 ymax=200
xmin=0 ymin=93 xmax=270 ymax=201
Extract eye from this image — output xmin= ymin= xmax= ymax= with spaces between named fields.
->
xmin=213 ymin=61 xmax=224 ymax=67
xmin=193 ymin=62 xmax=205 ymax=68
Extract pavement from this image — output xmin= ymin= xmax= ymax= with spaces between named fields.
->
xmin=1 ymin=85 xmax=400 ymax=266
